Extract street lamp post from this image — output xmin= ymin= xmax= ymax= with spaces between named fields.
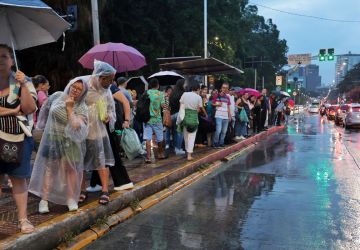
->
xmin=204 ymin=0 xmax=208 ymax=86
xmin=91 ymin=0 xmax=100 ymax=45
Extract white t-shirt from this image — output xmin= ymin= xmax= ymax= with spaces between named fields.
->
xmin=180 ymin=92 xmax=202 ymax=110
xmin=228 ymin=94 xmax=235 ymax=118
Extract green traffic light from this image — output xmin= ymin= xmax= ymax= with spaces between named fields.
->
xmin=328 ymin=55 xmax=334 ymax=61
xmin=287 ymin=89 xmax=291 ymax=93
xmin=319 ymin=56 xmax=325 ymax=61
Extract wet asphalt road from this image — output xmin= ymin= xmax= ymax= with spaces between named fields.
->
xmin=85 ymin=114 xmax=360 ymax=250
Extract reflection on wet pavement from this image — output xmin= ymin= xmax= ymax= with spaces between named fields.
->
xmin=85 ymin=114 xmax=360 ymax=250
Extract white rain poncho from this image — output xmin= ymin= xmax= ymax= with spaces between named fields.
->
xmin=29 ymin=77 xmax=89 ymax=205
xmin=83 ymin=60 xmax=117 ymax=170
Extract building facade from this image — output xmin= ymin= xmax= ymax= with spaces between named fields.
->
xmin=335 ymin=52 xmax=360 ymax=85
xmin=298 ymin=64 xmax=321 ymax=91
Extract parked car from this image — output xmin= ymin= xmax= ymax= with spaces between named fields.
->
xmin=308 ymin=105 xmax=319 ymax=113
xmin=344 ymin=103 xmax=360 ymax=128
xmin=327 ymin=105 xmax=339 ymax=120
xmin=334 ymin=104 xmax=350 ymax=126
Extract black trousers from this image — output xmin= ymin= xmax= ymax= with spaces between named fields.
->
xmin=259 ymin=110 xmax=267 ymax=131
xmin=90 ymin=126 xmax=131 ymax=187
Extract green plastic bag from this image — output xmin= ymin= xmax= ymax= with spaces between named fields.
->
xmin=239 ymin=108 xmax=249 ymax=123
xmin=120 ymin=128 xmax=143 ymax=160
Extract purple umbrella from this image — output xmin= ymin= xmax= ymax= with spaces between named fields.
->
xmin=79 ymin=42 xmax=146 ymax=73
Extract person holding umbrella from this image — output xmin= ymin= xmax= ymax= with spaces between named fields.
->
xmin=0 ymin=44 xmax=37 ymax=233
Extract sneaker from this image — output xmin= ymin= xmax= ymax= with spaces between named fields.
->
xmin=235 ymin=136 xmax=243 ymax=140
xmin=39 ymin=200 xmax=49 ymax=214
xmin=67 ymin=199 xmax=78 ymax=212
xmin=219 ymin=144 xmax=225 ymax=148
xmin=175 ymin=148 xmax=186 ymax=155
xmin=114 ymin=182 xmax=134 ymax=191
xmin=86 ymin=184 xmax=102 ymax=193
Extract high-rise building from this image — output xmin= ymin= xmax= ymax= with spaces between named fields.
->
xmin=297 ymin=64 xmax=321 ymax=91
xmin=335 ymin=52 xmax=360 ymax=85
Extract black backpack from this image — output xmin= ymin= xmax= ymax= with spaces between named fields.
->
xmin=135 ymin=91 xmax=150 ymax=123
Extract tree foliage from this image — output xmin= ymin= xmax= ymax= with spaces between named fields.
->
xmin=338 ymin=63 xmax=360 ymax=101
xmin=16 ymin=0 xmax=288 ymax=91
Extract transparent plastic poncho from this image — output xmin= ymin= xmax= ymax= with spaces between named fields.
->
xmin=29 ymin=77 xmax=89 ymax=205
xmin=83 ymin=60 xmax=117 ymax=170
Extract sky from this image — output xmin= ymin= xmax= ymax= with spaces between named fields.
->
xmin=253 ymin=0 xmax=360 ymax=86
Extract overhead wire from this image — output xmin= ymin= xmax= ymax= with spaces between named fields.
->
xmin=250 ymin=2 xmax=360 ymax=23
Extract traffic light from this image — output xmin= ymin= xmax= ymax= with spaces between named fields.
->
xmin=319 ymin=49 xmax=326 ymax=61
xmin=287 ymin=83 xmax=291 ymax=93
xmin=328 ymin=48 xmax=335 ymax=61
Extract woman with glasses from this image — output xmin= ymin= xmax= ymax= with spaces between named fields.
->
xmin=29 ymin=77 xmax=89 ymax=213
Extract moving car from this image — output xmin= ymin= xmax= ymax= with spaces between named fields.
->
xmin=334 ymin=104 xmax=350 ymax=126
xmin=326 ymin=105 xmax=339 ymax=120
xmin=344 ymin=103 xmax=360 ymax=128
xmin=308 ymin=105 xmax=319 ymax=113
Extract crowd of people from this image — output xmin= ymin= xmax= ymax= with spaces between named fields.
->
xmin=0 ymin=43 xmax=291 ymax=234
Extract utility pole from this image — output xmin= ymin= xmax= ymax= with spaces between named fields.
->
xmin=254 ymin=68 xmax=257 ymax=89
xmin=244 ymin=57 xmax=272 ymax=90
xmin=262 ymin=76 xmax=265 ymax=89
xmin=91 ymin=0 xmax=100 ymax=45
xmin=204 ymin=0 xmax=208 ymax=87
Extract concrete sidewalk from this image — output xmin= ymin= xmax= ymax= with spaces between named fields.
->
xmin=0 ymin=126 xmax=284 ymax=250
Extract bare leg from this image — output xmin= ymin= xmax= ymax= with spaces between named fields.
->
xmin=10 ymin=176 xmax=34 ymax=233
xmin=66 ymin=167 xmax=78 ymax=201
xmin=146 ymin=140 xmax=152 ymax=160
xmin=97 ymin=168 xmax=109 ymax=193
xmin=10 ymin=177 xmax=28 ymax=220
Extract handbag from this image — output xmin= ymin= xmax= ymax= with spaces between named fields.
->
xmin=239 ymin=108 xmax=249 ymax=123
xmin=0 ymin=130 xmax=24 ymax=164
xmin=163 ymin=110 xmax=172 ymax=127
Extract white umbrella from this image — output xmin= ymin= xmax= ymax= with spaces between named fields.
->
xmin=280 ymin=91 xmax=291 ymax=97
xmin=148 ymin=71 xmax=184 ymax=79
xmin=0 ymin=0 xmax=70 ymax=69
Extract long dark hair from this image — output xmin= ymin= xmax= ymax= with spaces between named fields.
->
xmin=169 ymin=79 xmax=185 ymax=113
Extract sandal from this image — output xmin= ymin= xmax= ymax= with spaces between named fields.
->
xmin=99 ymin=192 xmax=110 ymax=205
xmin=18 ymin=218 xmax=35 ymax=234
xmin=79 ymin=192 xmax=88 ymax=203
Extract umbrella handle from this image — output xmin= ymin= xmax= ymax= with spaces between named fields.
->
xmin=6 ymin=11 xmax=19 ymax=71
xmin=10 ymin=40 xmax=19 ymax=71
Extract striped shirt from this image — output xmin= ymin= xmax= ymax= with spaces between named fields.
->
xmin=0 ymin=95 xmax=22 ymax=134
xmin=212 ymin=93 xmax=230 ymax=119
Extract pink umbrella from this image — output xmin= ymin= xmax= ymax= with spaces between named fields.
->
xmin=239 ymin=88 xmax=261 ymax=97
xmin=287 ymin=99 xmax=295 ymax=107
xmin=79 ymin=42 xmax=146 ymax=73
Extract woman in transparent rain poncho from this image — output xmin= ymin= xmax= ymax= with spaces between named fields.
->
xmin=29 ymin=77 xmax=89 ymax=212
xmin=81 ymin=60 xmax=117 ymax=205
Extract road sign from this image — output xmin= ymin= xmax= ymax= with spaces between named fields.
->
xmin=276 ymin=76 xmax=282 ymax=86
xmin=287 ymin=53 xmax=311 ymax=65
xmin=293 ymin=92 xmax=297 ymax=96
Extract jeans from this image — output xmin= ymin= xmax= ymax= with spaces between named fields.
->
xmin=236 ymin=120 xmax=248 ymax=137
xmin=171 ymin=113 xmax=184 ymax=150
xmin=213 ymin=118 xmax=229 ymax=146
xmin=165 ymin=127 xmax=171 ymax=146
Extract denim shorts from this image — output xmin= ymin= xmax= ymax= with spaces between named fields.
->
xmin=0 ymin=136 xmax=34 ymax=178
xmin=143 ymin=123 xmax=164 ymax=142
